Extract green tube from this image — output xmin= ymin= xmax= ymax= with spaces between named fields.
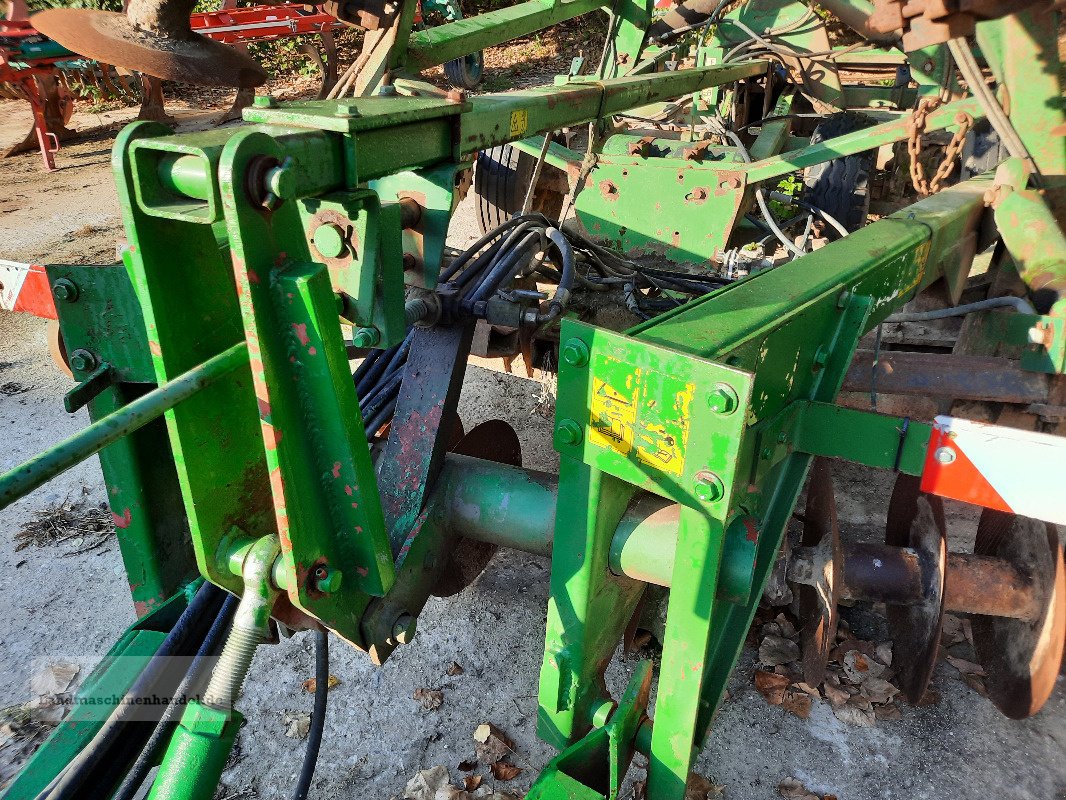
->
xmin=147 ymin=702 xmax=241 ymax=800
xmin=437 ymin=454 xmax=678 ymax=586
xmin=0 ymin=341 xmax=247 ymax=510
xmin=157 ymin=154 xmax=214 ymax=202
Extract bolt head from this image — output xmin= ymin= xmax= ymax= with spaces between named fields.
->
xmin=934 ymin=446 xmax=957 ymax=465
xmin=252 ymin=94 xmax=275 ymax=108
xmin=1028 ymin=324 xmax=1047 ymax=346
xmin=69 ymin=349 xmax=96 ymax=372
xmin=52 ymin=279 xmax=78 ymax=303
xmin=334 ymin=100 xmax=361 ymax=117
xmin=561 ymin=339 xmax=590 ymax=368
xmin=315 ymin=567 xmax=343 ymax=594
xmin=836 ymin=289 xmax=851 ymax=309
xmin=694 ymin=470 xmax=725 ymax=503
xmin=812 ymin=345 xmax=830 ymax=370
xmin=707 ymin=384 xmax=739 ymax=415
xmin=353 ymin=327 xmax=380 ymax=348
xmin=313 ymin=223 xmax=348 ymax=260
xmin=556 ymin=419 xmax=583 ymax=446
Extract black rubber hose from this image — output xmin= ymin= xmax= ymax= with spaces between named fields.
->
xmin=468 ymin=231 xmax=542 ymax=304
xmin=39 ymin=581 xmax=225 ymax=800
xmin=544 ymin=227 xmax=575 ymax=318
xmin=350 ymin=347 xmax=384 ymax=388
xmin=110 ymin=594 xmax=239 ymax=800
xmin=292 ymin=630 xmax=329 ymax=800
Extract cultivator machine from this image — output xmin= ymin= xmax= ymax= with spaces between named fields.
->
xmin=1 ymin=0 xmax=1065 ymax=797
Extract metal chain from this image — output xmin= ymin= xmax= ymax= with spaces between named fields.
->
xmin=907 ymin=98 xmax=973 ymax=196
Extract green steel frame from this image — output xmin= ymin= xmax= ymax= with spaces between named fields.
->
xmin=2 ymin=3 xmax=1065 ymax=800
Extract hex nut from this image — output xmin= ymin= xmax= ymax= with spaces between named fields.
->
xmin=561 ymin=339 xmax=590 ymax=368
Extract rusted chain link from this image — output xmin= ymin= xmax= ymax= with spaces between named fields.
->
xmin=907 ymin=98 xmax=973 ymax=196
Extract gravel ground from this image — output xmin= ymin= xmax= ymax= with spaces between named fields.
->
xmin=1 ymin=98 xmax=1064 ymax=800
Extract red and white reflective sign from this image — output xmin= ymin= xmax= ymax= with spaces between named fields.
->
xmin=921 ymin=415 xmax=1066 ymax=526
xmin=0 ymin=259 xmax=57 ymax=320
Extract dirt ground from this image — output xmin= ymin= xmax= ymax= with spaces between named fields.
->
xmin=0 ymin=94 xmax=1064 ymax=800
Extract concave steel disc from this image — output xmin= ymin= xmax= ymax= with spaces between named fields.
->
xmin=797 ymin=457 xmax=842 ymax=686
xmin=885 ymin=480 xmax=947 ymax=704
xmin=971 ymin=509 xmax=1065 ymax=719
xmin=431 ymin=419 xmax=522 ymax=597
xmin=32 ymin=8 xmax=266 ymax=88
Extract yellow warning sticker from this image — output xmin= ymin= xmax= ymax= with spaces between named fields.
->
xmin=588 ymin=358 xmax=693 ymax=477
xmin=508 ymin=109 xmax=529 ymax=138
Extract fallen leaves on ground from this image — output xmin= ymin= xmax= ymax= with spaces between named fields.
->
xmin=473 ymin=722 xmax=514 ymax=764
xmin=684 ymin=772 xmax=725 ymax=799
xmin=464 ymin=775 xmax=483 ymax=791
xmin=447 ymin=662 xmax=465 ymax=676
xmin=401 ymin=766 xmax=522 ymax=800
xmin=414 ymin=687 xmax=444 ymax=711
xmin=302 ymin=675 xmax=341 ymax=693
xmin=489 ymin=762 xmax=523 ymax=781
xmin=283 ymin=712 xmax=311 ymax=739
xmin=15 ymin=491 xmax=112 ymax=555
xmin=778 ymin=777 xmax=837 ymax=800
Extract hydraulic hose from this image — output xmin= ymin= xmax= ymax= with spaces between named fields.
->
xmin=38 ymin=581 xmax=225 ymax=800
xmin=885 ymin=296 xmax=1036 ymax=322
xmin=110 ymin=594 xmax=239 ymax=800
xmin=292 ymin=630 xmax=329 ymax=800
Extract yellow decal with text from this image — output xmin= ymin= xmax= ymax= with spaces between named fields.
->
xmin=509 ymin=109 xmax=529 ymax=138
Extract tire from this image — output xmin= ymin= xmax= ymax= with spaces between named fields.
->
xmin=473 ymin=145 xmax=533 ymax=234
xmin=961 ymin=119 xmax=1007 ymax=180
xmin=802 ymin=111 xmax=877 ymax=237
xmin=444 ymin=50 xmax=484 ymax=90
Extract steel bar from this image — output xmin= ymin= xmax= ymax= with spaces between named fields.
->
xmin=0 ymin=342 xmax=247 ymax=510
xmin=789 ymin=542 xmax=1041 ymax=621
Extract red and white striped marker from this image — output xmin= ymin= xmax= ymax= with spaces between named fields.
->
xmin=0 ymin=259 xmax=57 ymax=320
xmin=921 ymin=415 xmax=1066 ymax=526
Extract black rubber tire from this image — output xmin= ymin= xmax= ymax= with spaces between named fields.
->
xmin=473 ymin=144 xmax=537 ymax=234
xmin=444 ymin=50 xmax=484 ymax=90
xmin=801 ymin=111 xmax=877 ymax=237
xmin=961 ymin=118 xmax=1007 ymax=180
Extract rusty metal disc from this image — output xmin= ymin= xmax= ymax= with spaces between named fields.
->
xmin=885 ymin=491 xmax=947 ymax=704
xmin=46 ymin=320 xmax=72 ymax=378
xmin=431 ymin=419 xmax=522 ymax=597
xmin=971 ymin=510 xmax=1065 ymax=719
xmin=32 ymin=8 xmax=266 ymax=88
xmin=797 ymin=457 xmax=843 ymax=686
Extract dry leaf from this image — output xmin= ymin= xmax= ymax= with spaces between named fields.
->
xmin=775 ymin=613 xmax=798 ymax=640
xmin=684 ymin=773 xmax=725 ymax=799
xmin=841 ymin=650 xmax=885 ymax=683
xmin=490 ymin=762 xmax=523 ymax=781
xmin=945 ymin=655 xmax=985 ymax=676
xmin=846 ymin=694 xmax=873 ymax=711
xmin=941 ymin=614 xmax=967 ymax=647
xmin=759 ymin=635 xmax=800 ymax=666
xmin=464 ymin=775 xmax=483 ymax=791
xmin=474 ymin=723 xmax=514 ymax=764
xmin=859 ymin=677 xmax=899 ymax=705
xmin=794 ymin=682 xmax=821 ymax=700
xmin=303 ymin=675 xmax=341 ymax=693
xmin=402 ymin=766 xmax=452 ymax=800
xmin=283 ymin=712 xmax=311 ymax=739
xmin=447 ymin=662 xmax=465 ymax=676
xmin=822 ymin=682 xmax=850 ymax=708
xmin=778 ymin=777 xmax=819 ymax=800
xmin=29 ymin=663 xmax=79 ymax=696
xmin=754 ymin=670 xmax=791 ymax=705
xmin=833 ymin=704 xmax=875 ymax=727
xmin=874 ymin=703 xmax=902 ymax=721
xmin=414 ymin=687 xmax=444 ymax=710
xmin=781 ymin=690 xmax=812 ymax=719
xmin=458 ymin=760 xmax=478 ymax=772
xmin=875 ymin=641 xmax=893 ymax=667
xmin=916 ymin=688 xmax=940 ymax=707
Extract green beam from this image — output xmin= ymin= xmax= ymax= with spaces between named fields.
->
xmin=793 ymin=401 xmax=931 ymax=475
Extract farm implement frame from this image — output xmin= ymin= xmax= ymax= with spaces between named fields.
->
xmin=1 ymin=1 xmax=1065 ymax=799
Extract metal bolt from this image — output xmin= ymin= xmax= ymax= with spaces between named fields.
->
xmin=52 ymin=278 xmax=78 ymax=303
xmin=812 ymin=346 xmax=830 ymax=370
xmin=922 ymin=60 xmax=934 ymax=74
xmin=561 ymin=339 xmax=590 ymax=368
xmin=335 ymin=100 xmax=361 ymax=117
xmin=313 ymin=223 xmax=348 ymax=259
xmin=353 ymin=327 xmax=380 ymax=348
xmin=69 ymin=349 xmax=96 ymax=372
xmin=314 ymin=565 xmax=343 ymax=594
xmin=707 ymin=384 xmax=738 ymax=415
xmin=761 ymin=446 xmax=773 ymax=460
xmin=836 ymin=289 xmax=851 ymax=309
xmin=392 ymin=613 xmax=417 ymax=644
xmin=777 ymin=431 xmax=787 ymax=444
xmin=1028 ymin=323 xmax=1048 ymax=346
xmin=556 ymin=419 xmax=583 ymax=446
xmin=934 ymin=446 xmax=957 ymax=465
xmin=266 ymin=158 xmax=297 ymax=201
xmin=694 ymin=470 xmax=725 ymax=503
xmin=402 ymin=253 xmax=418 ymax=271
xmin=252 ymin=94 xmax=275 ymax=108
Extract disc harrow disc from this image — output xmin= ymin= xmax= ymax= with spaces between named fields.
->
xmin=971 ymin=510 xmax=1065 ymax=719
xmin=797 ymin=457 xmax=842 ymax=686
xmin=431 ymin=419 xmax=522 ymax=597
xmin=32 ymin=8 xmax=266 ymax=88
xmin=885 ymin=486 xmax=947 ymax=704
